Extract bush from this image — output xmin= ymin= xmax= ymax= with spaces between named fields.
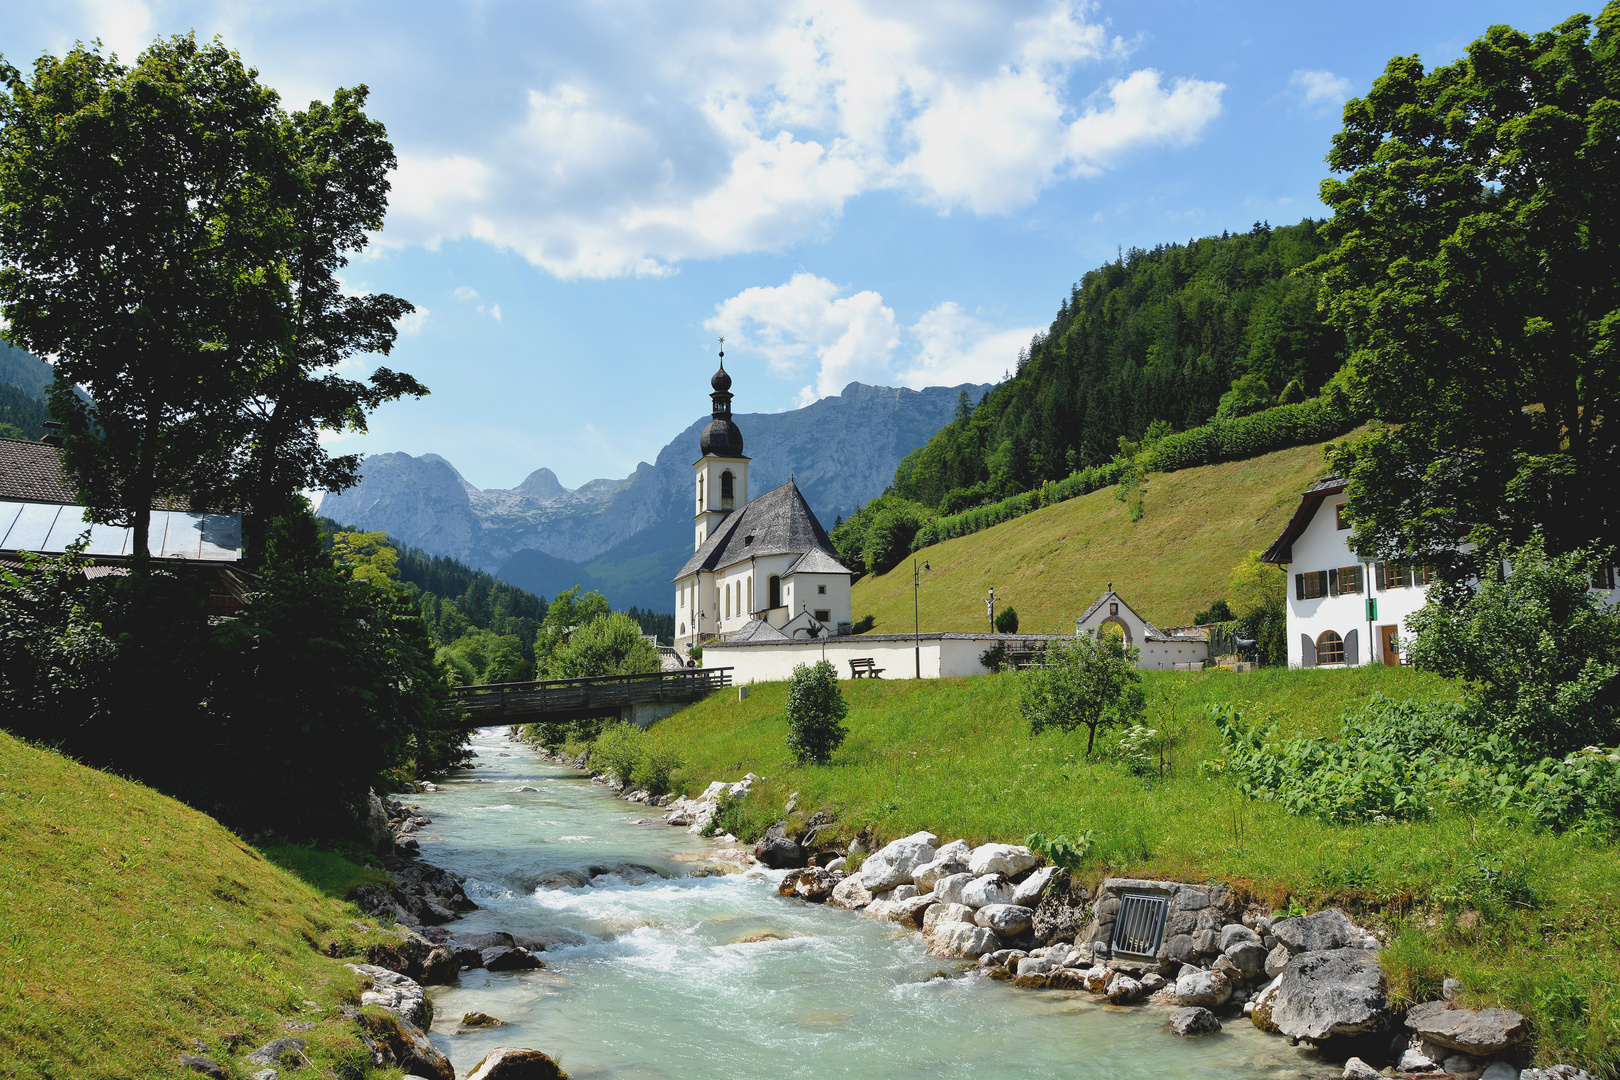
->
xmin=633 ymin=745 xmax=683 ymax=798
xmin=590 ymin=723 xmax=642 ymax=789
xmin=785 ymin=660 xmax=849 ymax=765
xmin=1143 ymin=392 xmax=1358 ymax=473
xmin=1025 ymin=831 xmax=1095 ymax=872
xmin=980 ymin=642 xmax=1009 ymax=672
xmin=994 ymin=606 xmax=1019 ymax=634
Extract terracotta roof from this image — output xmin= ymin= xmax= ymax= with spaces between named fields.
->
xmin=673 ymin=479 xmax=839 ymax=580
xmin=0 ymin=437 xmax=76 ymax=503
xmin=1260 ymin=476 xmax=1345 ymax=564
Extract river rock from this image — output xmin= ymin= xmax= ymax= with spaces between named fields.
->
xmin=1031 ymin=883 xmax=1089 ymax=946
xmin=419 ymin=946 xmax=459 ymax=985
xmin=1107 ymin=974 xmax=1144 ymax=1004
xmin=859 ymin=831 xmax=938 ymax=891
xmin=482 ymin=946 xmax=544 ymax=972
xmin=1405 ymin=1000 xmax=1529 ymax=1056
xmin=924 ymin=921 xmax=998 ymax=959
xmin=1522 ymin=1068 xmax=1598 ymax=1080
xmin=1176 ymin=968 xmax=1233 ymax=1007
xmin=1226 ymin=940 xmax=1269 ymax=980
xmin=1249 ymin=974 xmax=1284 ymax=1033
xmin=1270 ymin=908 xmax=1356 ymax=955
xmin=1264 ymin=943 xmax=1291 ymax=978
xmin=464 ymin=1046 xmax=569 ymax=1080
xmin=892 ymin=894 xmax=937 ymax=929
xmin=794 ymin=867 xmax=840 ymax=902
xmin=1169 ymin=1007 xmax=1222 ymax=1036
xmin=1221 ymin=924 xmax=1261 ymax=951
xmin=346 ymin=963 xmax=431 ymax=1028
xmin=1479 ymin=1065 xmax=1521 ymax=1080
xmin=1012 ymin=866 xmax=1060 ymax=907
xmin=975 ymin=903 xmax=1034 ymax=936
xmin=923 ymin=902 xmax=975 ymax=934
xmin=913 ymin=856 xmax=970 ymax=892
xmin=961 ymin=874 xmax=1013 ymax=909
xmin=247 ymin=1039 xmax=306 ymax=1068
xmin=753 ymin=824 xmax=807 ymax=869
xmin=1342 ymin=1057 xmax=1382 ymax=1080
xmin=830 ymin=875 xmax=874 ymax=909
xmin=1017 ymin=956 xmax=1057 ymax=977
xmin=932 ymin=872 xmax=974 ymax=906
xmin=933 ymin=839 xmax=971 ymax=861
xmin=1268 ymin=947 xmax=1391 ymax=1041
xmin=967 ymin=843 xmax=1038 ymax=877
xmin=347 ymin=1006 xmax=455 ymax=1080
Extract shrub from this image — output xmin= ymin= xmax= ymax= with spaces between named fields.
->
xmin=1026 ymin=831 xmax=1095 ymax=872
xmin=980 ymin=642 xmax=1009 ymax=673
xmin=633 ymin=746 xmax=683 ymax=798
xmin=994 ymin=606 xmax=1019 ymax=634
xmin=590 ymin=723 xmax=642 ymax=789
xmin=785 ymin=659 xmax=849 ymax=765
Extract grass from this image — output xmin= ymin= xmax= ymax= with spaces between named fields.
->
xmin=849 ymin=438 xmax=1334 ymax=633
xmin=640 ymin=667 xmax=1620 ymax=1076
xmin=0 ymin=731 xmax=404 ymax=1080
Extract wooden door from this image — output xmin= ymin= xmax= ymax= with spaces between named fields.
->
xmin=1380 ymin=624 xmax=1400 ymax=666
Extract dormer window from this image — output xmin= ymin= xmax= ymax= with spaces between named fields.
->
xmin=744 ymin=534 xmax=754 ymax=546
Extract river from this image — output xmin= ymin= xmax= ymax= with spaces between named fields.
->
xmin=413 ymin=727 xmax=1318 ymax=1079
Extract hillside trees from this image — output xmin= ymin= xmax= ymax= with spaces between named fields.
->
xmin=1316 ymin=7 xmax=1620 ymax=570
xmin=0 ymin=37 xmax=424 ymax=560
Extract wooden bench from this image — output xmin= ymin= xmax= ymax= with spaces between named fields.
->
xmin=848 ymin=657 xmax=885 ymax=678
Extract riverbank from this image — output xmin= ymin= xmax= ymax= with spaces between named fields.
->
xmin=604 ymin=667 xmax=1620 ymax=1076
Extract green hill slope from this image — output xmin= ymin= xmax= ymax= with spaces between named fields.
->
xmin=0 ymin=731 xmax=391 ymax=1078
xmin=850 ymin=438 xmax=1330 ymax=634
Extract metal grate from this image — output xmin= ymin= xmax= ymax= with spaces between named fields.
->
xmin=1111 ymin=892 xmax=1170 ymax=959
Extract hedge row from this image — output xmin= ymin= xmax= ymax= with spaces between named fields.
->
xmin=903 ymin=395 xmax=1361 ymax=556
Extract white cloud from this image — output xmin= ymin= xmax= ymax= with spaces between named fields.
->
xmin=79 ymin=0 xmax=152 ymax=62
xmin=452 ymin=285 xmax=500 ymax=321
xmin=1289 ymin=69 xmax=1355 ymax=114
xmin=707 ymin=274 xmax=1036 ymax=402
xmin=453 ymin=286 xmax=479 ymax=302
xmin=395 ymin=308 xmax=429 ymax=335
xmin=379 ymin=0 xmax=1225 ymax=278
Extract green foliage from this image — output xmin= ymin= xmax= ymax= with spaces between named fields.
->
xmin=980 ymin=642 xmax=1009 ymax=673
xmin=1409 ymin=534 xmax=1620 ymax=757
xmin=1226 ymin=550 xmax=1285 ymax=620
xmin=994 ymin=606 xmax=1019 ymax=634
xmin=1018 ymin=632 xmax=1145 ymax=755
xmin=1194 ymin=598 xmax=1233 ymax=624
xmin=1026 ymin=831 xmax=1096 ymax=872
xmin=0 ymin=544 xmax=117 ymax=734
xmin=1314 ymin=10 xmax=1620 ymax=566
xmin=1110 ymin=725 xmax=1165 ymax=778
xmin=831 ymin=495 xmax=933 ymax=578
xmin=1214 ymin=374 xmax=1274 ymax=420
xmin=784 ymin=659 xmax=849 ymax=765
xmin=634 ymin=745 xmax=683 ymax=799
xmin=535 ymin=585 xmax=614 ymax=672
xmin=590 ymin=723 xmax=643 ymax=789
xmin=1141 ymin=391 xmax=1358 ymax=473
xmin=545 ymin=611 xmax=659 ymax=680
xmin=331 ymin=530 xmax=402 ymax=594
xmin=889 ymin=221 xmax=1344 ymax=510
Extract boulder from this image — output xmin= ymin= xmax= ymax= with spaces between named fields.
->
xmin=1226 ymin=940 xmax=1269 ymax=980
xmin=753 ymin=824 xmax=807 ymax=869
xmin=1162 ymin=933 xmax=1198 ymax=965
xmin=1140 ymin=972 xmax=1166 ymax=993
xmin=859 ymin=831 xmax=938 ymax=891
xmin=1221 ymin=924 xmax=1261 ymax=951
xmin=933 ymin=839 xmax=971 ymax=861
xmin=1405 ymin=1000 xmax=1530 ymax=1056
xmin=967 ymin=843 xmax=1038 ymax=877
xmin=961 ymin=875 xmax=1014 ymax=909
xmin=1169 ymin=1007 xmax=1222 ymax=1036
xmin=913 ymin=857 xmax=970 ymax=892
xmin=1083 ymin=967 xmax=1114 ymax=993
xmin=482 ymin=946 xmax=544 ymax=972
xmin=779 ymin=866 xmax=838 ymax=902
xmin=364 ymin=792 xmax=393 ymax=855
xmin=1106 ymin=974 xmax=1144 ymax=1004
xmin=891 ymin=884 xmax=920 ymax=902
xmin=891 ymin=894 xmax=937 ymax=930
xmin=1017 ymin=956 xmax=1057 ymax=977
xmin=250 ymin=1070 xmax=277 ymax=1080
xmin=1479 ymin=1064 xmax=1520 ymax=1080
xmin=1271 ymin=908 xmax=1357 ymax=955
xmin=1343 ymin=1057 xmax=1382 ymax=1080
xmin=1264 ymin=943 xmax=1291 ymax=978
xmin=1268 ymin=947 xmax=1391 ymax=1041
xmin=1012 ymin=866 xmax=1061 ymax=907
xmin=1048 ymin=968 xmax=1089 ymax=990
xmin=1399 ymin=1047 xmax=1439 ymax=1072
xmin=246 ymin=1039 xmax=306 ymax=1068
xmin=830 ymin=875 xmax=874 ymax=910
xmin=1175 ymin=968 xmax=1233 ymax=1008
xmin=1250 ymin=974 xmax=1284 ymax=1034
xmin=1030 ymin=881 xmax=1089 ymax=946
xmin=932 ymin=873 xmax=974 ymax=906
xmin=924 ymin=921 xmax=999 ymax=959
xmin=975 ymin=904 xmax=1034 ymax=936
xmin=464 ymin=1047 xmax=570 ymax=1080
xmin=463 ymin=1011 xmax=508 ymax=1027
xmin=1521 ymin=1068 xmax=1597 ymax=1080
xmin=348 ymin=1007 xmax=455 ymax=1080
xmin=923 ymin=902 xmax=976 ymax=934
xmin=419 ymin=947 xmax=459 ymax=986
xmin=346 ymin=963 xmax=432 ymax=1029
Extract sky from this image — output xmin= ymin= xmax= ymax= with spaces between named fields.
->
xmin=0 ymin=0 xmax=1580 ymax=491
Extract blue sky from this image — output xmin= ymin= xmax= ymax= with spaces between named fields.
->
xmin=0 ymin=1 xmax=1577 ymax=491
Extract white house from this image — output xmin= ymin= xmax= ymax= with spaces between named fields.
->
xmin=1073 ymin=588 xmax=1212 ymax=671
xmin=672 ymin=359 xmax=854 ymax=652
xmin=1260 ymin=476 xmax=1620 ymax=668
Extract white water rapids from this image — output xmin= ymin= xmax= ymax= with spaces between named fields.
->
xmin=414 ymin=728 xmax=1319 ymax=1079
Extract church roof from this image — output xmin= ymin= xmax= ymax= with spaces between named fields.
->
xmin=727 ymin=617 xmax=790 ymax=643
xmin=784 ymin=547 xmax=853 ymax=576
xmin=673 ymin=479 xmax=839 ymax=580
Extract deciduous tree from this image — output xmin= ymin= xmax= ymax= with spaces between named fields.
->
xmin=1019 ymin=632 xmax=1145 ymax=756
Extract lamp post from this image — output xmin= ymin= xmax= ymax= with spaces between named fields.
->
xmin=913 ymin=558 xmax=931 ymax=679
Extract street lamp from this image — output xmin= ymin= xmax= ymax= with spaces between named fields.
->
xmin=913 ymin=558 xmax=931 ymax=678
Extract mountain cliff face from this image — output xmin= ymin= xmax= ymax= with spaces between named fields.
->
xmin=319 ymin=380 xmax=988 ymax=609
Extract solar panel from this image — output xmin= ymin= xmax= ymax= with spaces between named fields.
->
xmin=0 ymin=500 xmax=240 ymax=561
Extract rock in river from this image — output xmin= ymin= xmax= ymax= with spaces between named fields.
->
xmin=1175 ymin=968 xmax=1233 ymax=1008
xmin=859 ymin=831 xmax=938 ymax=892
xmin=1169 ymin=1007 xmax=1222 ymax=1036
xmin=974 ymin=903 xmax=1034 ymax=936
xmin=1267 ymin=947 xmax=1391 ymax=1041
xmin=1405 ymin=1000 xmax=1529 ymax=1056
xmin=464 ymin=1046 xmax=569 ymax=1080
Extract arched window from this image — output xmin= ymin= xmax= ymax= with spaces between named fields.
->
xmin=747 ymin=577 xmax=753 ymax=614
xmin=724 ymin=583 xmax=731 ymax=620
xmin=1316 ymin=630 xmax=1344 ymax=665
xmin=768 ymin=575 xmax=781 ymax=609
xmin=697 ymin=475 xmax=704 ymax=510
xmin=720 ymin=470 xmax=735 ymax=508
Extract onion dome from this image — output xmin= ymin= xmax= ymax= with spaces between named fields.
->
xmin=700 ymin=346 xmax=745 ymax=457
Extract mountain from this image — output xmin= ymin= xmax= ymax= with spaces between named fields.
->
xmin=318 ymin=380 xmax=991 ymax=611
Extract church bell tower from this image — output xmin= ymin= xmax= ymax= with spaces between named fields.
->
xmin=693 ymin=341 xmax=749 ymax=550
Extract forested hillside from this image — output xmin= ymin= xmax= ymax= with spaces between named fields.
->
xmin=893 ymin=220 xmax=1342 ymax=511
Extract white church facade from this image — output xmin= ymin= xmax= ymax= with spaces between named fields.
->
xmin=672 ymin=358 xmax=855 ymax=654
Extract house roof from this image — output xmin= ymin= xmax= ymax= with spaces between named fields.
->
xmin=727 ymin=617 xmax=791 ymax=643
xmin=1075 ymin=589 xmax=1203 ymax=643
xmin=673 ymin=479 xmax=840 ymax=580
xmin=784 ymin=547 xmax=854 ymax=577
xmin=1260 ymin=476 xmax=1346 ymax=565
xmin=0 ymin=437 xmax=76 ymax=503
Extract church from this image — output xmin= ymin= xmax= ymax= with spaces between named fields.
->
xmin=672 ymin=356 xmax=854 ymax=653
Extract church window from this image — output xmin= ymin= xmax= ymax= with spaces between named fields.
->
xmin=769 ymin=575 xmax=781 ymax=608
xmin=724 ymin=584 xmax=730 ymax=620
xmin=720 ymin=470 xmax=734 ymax=509
xmin=818 ymin=584 xmax=826 ymax=594
xmin=747 ymin=578 xmax=753 ymax=613
xmin=814 ymin=609 xmax=830 ymax=623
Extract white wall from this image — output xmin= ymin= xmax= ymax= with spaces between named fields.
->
xmin=782 ymin=570 xmax=852 ymax=629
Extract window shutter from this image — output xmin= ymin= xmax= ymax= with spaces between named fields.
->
xmin=1374 ymin=562 xmax=1385 ymax=591
xmin=1300 ymin=634 xmax=1315 ymax=667
xmin=1344 ymin=628 xmax=1359 ymax=666
xmin=1295 ymin=573 xmax=1305 ymax=601
xmin=1329 ymin=568 xmax=1339 ymax=597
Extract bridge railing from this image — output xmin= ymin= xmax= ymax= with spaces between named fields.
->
xmin=450 ymin=667 xmax=733 ymax=721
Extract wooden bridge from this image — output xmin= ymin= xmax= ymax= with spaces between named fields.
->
xmin=450 ymin=667 xmax=733 ymax=726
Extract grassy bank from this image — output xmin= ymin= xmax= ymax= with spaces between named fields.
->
xmin=0 ymin=731 xmax=400 ymax=1079
xmin=849 ymin=437 xmax=1332 ymax=633
xmin=638 ymin=668 xmax=1620 ymax=1075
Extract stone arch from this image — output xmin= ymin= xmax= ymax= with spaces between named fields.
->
xmin=1098 ymin=615 xmax=1133 ymax=646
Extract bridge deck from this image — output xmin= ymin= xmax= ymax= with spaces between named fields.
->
xmin=450 ymin=667 xmax=732 ymax=725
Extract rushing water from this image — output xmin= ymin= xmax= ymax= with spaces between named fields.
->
xmin=413 ymin=728 xmax=1318 ymax=1079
